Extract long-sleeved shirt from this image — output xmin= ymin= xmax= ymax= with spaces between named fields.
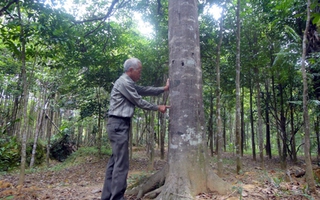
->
xmin=108 ymin=73 xmax=165 ymax=118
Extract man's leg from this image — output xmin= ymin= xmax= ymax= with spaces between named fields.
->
xmin=101 ymin=154 xmax=114 ymax=200
xmin=109 ymin=118 xmax=129 ymax=200
xmin=102 ymin=117 xmax=130 ymax=200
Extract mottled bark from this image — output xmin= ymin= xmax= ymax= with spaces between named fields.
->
xmin=301 ymin=0 xmax=316 ymax=192
xmin=18 ymin=0 xmax=29 ymax=185
xmin=127 ymin=0 xmax=231 ymax=198
xmin=216 ymin=9 xmax=224 ymax=176
xmin=235 ymin=0 xmax=242 ymax=174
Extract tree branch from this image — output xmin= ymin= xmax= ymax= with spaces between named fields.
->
xmin=0 ymin=0 xmax=18 ymax=17
xmin=67 ymin=0 xmax=130 ymax=37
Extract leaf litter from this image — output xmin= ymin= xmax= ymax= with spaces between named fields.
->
xmin=0 ymin=150 xmax=320 ymax=200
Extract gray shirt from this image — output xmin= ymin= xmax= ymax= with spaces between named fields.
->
xmin=108 ymin=73 xmax=165 ymax=118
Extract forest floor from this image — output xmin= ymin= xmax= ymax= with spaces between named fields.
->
xmin=1 ymin=148 xmax=320 ymax=200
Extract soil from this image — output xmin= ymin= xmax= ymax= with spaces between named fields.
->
xmin=1 ymin=150 xmax=320 ymax=200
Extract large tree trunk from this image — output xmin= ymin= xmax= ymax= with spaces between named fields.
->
xmin=160 ymin=0 xmax=230 ymax=195
xmin=301 ymin=0 xmax=316 ymax=192
xmin=127 ymin=0 xmax=230 ymax=199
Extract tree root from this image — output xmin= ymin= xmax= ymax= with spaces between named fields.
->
xmin=126 ymin=164 xmax=169 ymax=198
xmin=126 ymin=157 xmax=231 ymax=199
xmin=144 ymin=186 xmax=163 ymax=199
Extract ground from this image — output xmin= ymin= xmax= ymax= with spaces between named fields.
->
xmin=1 ymin=149 xmax=320 ymax=200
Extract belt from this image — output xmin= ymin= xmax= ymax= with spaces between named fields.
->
xmin=109 ymin=115 xmax=131 ymax=121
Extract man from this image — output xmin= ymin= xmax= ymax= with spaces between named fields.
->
xmin=101 ymin=58 xmax=170 ymax=200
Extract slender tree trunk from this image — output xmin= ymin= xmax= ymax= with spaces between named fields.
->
xmin=97 ymin=87 xmax=102 ymax=157
xmin=301 ymin=0 xmax=316 ymax=192
xmin=216 ymin=10 xmax=224 ymax=175
xmin=223 ymin=106 xmax=227 ymax=152
xmin=279 ymin=84 xmax=287 ymax=169
xmin=11 ymin=95 xmax=20 ymax=137
xmin=160 ymin=83 xmax=169 ymax=160
xmin=241 ymin=85 xmax=245 ymax=155
xmin=235 ymin=0 xmax=242 ymax=174
xmin=256 ymin=75 xmax=264 ymax=169
xmin=208 ymin=90 xmax=214 ymax=156
xmin=316 ymin=117 xmax=320 ymax=162
xmin=46 ymin=107 xmax=54 ymax=167
xmin=30 ymin=99 xmax=48 ymax=168
xmin=271 ymin=73 xmax=282 ymax=159
xmin=77 ymin=122 xmax=83 ymax=149
xmin=135 ymin=112 xmax=140 ymax=147
xmin=265 ymin=75 xmax=271 ymax=159
xmin=249 ymin=78 xmax=256 ymax=161
xmin=18 ymin=0 xmax=29 ymax=185
xmin=290 ymin=88 xmax=297 ymax=162
xmin=148 ymin=109 xmax=155 ymax=171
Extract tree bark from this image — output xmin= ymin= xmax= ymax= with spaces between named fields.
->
xmin=255 ymin=73 xmax=264 ymax=169
xmin=127 ymin=0 xmax=231 ymax=198
xmin=235 ymin=0 xmax=242 ymax=174
xmin=30 ymin=99 xmax=48 ymax=168
xmin=161 ymin=0 xmax=230 ymax=198
xmin=301 ymin=0 xmax=316 ymax=192
xmin=18 ymin=0 xmax=29 ymax=185
xmin=46 ymin=106 xmax=54 ymax=167
xmin=265 ymin=72 xmax=271 ymax=159
xmin=249 ymin=77 xmax=256 ymax=161
xmin=216 ymin=9 xmax=224 ymax=175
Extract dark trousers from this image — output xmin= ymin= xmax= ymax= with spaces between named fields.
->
xmin=101 ymin=116 xmax=130 ymax=200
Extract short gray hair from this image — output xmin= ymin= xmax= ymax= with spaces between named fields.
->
xmin=124 ymin=58 xmax=141 ymax=72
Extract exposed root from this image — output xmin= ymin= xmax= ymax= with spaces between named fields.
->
xmin=126 ymin=154 xmax=231 ymax=199
xmin=126 ymin=164 xmax=169 ymax=198
xmin=144 ymin=186 xmax=163 ymax=199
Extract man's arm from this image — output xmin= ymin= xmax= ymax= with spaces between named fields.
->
xmin=135 ymin=79 xmax=170 ymax=96
xmin=119 ymin=81 xmax=159 ymax=111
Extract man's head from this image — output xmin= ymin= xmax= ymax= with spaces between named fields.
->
xmin=124 ymin=58 xmax=142 ymax=82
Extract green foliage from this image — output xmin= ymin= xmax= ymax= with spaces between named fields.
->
xmin=26 ymin=139 xmax=46 ymax=166
xmin=0 ymin=137 xmax=46 ymax=172
xmin=0 ymin=137 xmax=20 ymax=171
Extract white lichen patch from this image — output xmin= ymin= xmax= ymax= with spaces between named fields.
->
xmin=186 ymin=59 xmax=195 ymax=65
xmin=180 ymin=126 xmax=203 ymax=146
xmin=171 ymin=91 xmax=180 ymax=96
xmin=171 ymin=144 xmax=178 ymax=149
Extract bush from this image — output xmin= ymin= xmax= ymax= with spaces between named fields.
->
xmin=26 ymin=139 xmax=46 ymax=166
xmin=50 ymin=134 xmax=76 ymax=162
xmin=0 ymin=137 xmax=20 ymax=171
xmin=0 ymin=137 xmax=46 ymax=172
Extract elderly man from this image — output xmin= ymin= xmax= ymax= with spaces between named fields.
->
xmin=101 ymin=58 xmax=170 ymax=200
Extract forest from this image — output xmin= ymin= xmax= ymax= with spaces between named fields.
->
xmin=1 ymin=0 xmax=320 ymax=199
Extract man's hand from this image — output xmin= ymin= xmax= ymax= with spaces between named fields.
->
xmin=158 ymin=105 xmax=170 ymax=113
xmin=164 ymin=79 xmax=170 ymax=91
